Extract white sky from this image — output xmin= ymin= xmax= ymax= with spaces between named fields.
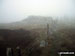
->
xmin=0 ymin=0 xmax=75 ymax=23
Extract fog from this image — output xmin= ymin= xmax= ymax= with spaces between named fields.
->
xmin=0 ymin=0 xmax=75 ymax=23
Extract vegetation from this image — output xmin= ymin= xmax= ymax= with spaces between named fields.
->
xmin=0 ymin=27 xmax=75 ymax=56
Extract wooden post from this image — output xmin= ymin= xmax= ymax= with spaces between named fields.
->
xmin=46 ymin=24 xmax=50 ymax=46
xmin=47 ymin=24 xmax=49 ymax=39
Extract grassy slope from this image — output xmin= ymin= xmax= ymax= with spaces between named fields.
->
xmin=0 ymin=27 xmax=75 ymax=56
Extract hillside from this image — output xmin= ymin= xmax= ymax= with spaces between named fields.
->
xmin=0 ymin=16 xmax=53 ymax=30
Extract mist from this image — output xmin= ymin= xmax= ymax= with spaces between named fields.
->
xmin=0 ymin=1 xmax=75 ymax=56
xmin=0 ymin=0 xmax=75 ymax=23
